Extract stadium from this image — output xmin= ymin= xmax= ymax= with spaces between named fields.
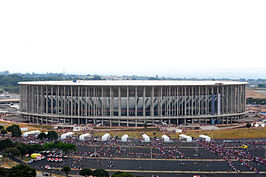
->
xmin=19 ymin=80 xmax=246 ymax=126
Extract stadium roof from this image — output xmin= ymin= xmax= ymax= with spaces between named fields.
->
xmin=18 ymin=80 xmax=247 ymax=86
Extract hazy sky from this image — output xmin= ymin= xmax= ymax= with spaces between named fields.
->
xmin=0 ymin=0 xmax=265 ymax=78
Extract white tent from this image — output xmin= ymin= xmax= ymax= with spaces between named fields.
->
xmin=73 ymin=127 xmax=81 ymax=132
xmin=179 ymin=134 xmax=192 ymax=142
xmin=175 ymin=129 xmax=182 ymax=133
xmin=121 ymin=134 xmax=129 ymax=142
xmin=101 ymin=133 xmax=110 ymax=141
xmin=79 ymin=133 xmax=91 ymax=141
xmin=162 ymin=135 xmax=170 ymax=142
xmin=20 ymin=127 xmax=28 ymax=132
xmin=142 ymin=134 xmax=150 ymax=142
xmin=23 ymin=130 xmax=41 ymax=137
xmin=199 ymin=135 xmax=211 ymax=142
xmin=60 ymin=132 xmax=74 ymax=139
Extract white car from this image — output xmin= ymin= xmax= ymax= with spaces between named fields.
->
xmin=45 ymin=165 xmax=51 ymax=170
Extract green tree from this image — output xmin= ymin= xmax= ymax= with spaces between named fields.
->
xmin=0 ymin=125 xmax=4 ymax=130
xmin=47 ymin=131 xmax=58 ymax=140
xmin=0 ymin=139 xmax=13 ymax=150
xmin=43 ymin=142 xmax=56 ymax=150
xmin=11 ymin=128 xmax=22 ymax=137
xmin=37 ymin=132 xmax=47 ymax=140
xmin=4 ymin=147 xmax=21 ymax=157
xmin=246 ymin=122 xmax=251 ymax=129
xmin=14 ymin=143 xmax=28 ymax=156
xmin=0 ymin=167 xmax=8 ymax=177
xmin=58 ymin=142 xmax=77 ymax=154
xmin=6 ymin=125 xmax=21 ymax=137
xmin=1 ymin=129 xmax=7 ymax=137
xmin=92 ymin=169 xmax=109 ymax=177
xmin=79 ymin=168 xmax=93 ymax=177
xmin=8 ymin=164 xmax=36 ymax=177
xmin=61 ymin=166 xmax=71 ymax=177
xmin=112 ymin=171 xmax=134 ymax=177
xmin=144 ymin=122 xmax=147 ymax=129
xmin=6 ymin=125 xmax=19 ymax=132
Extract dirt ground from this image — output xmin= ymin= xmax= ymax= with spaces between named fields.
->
xmin=246 ymin=88 xmax=266 ymax=99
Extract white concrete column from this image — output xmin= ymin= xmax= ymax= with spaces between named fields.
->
xmin=191 ymin=87 xmax=194 ymax=116
xmin=85 ymin=87 xmax=88 ymax=116
xmin=135 ymin=87 xmax=137 ymax=116
xmin=78 ymin=86 xmax=80 ymax=116
xmin=110 ymin=87 xmax=113 ymax=117
xmin=57 ymin=86 xmax=59 ymax=115
xmin=160 ymin=86 xmax=163 ymax=117
xmin=51 ymin=86 xmax=53 ymax=114
xmin=101 ymin=87 xmax=104 ymax=116
xmin=118 ymin=86 xmax=121 ymax=117
xmin=151 ymin=86 xmax=154 ymax=117
xmin=177 ymin=86 xmax=179 ymax=116
xmin=93 ymin=87 xmax=96 ymax=117
xmin=198 ymin=86 xmax=201 ymax=115
xmin=143 ymin=87 xmax=146 ymax=116
xmin=206 ymin=86 xmax=209 ymax=115
xmin=46 ymin=86 xmax=48 ymax=114
xmin=127 ymin=87 xmax=129 ymax=116
xmin=71 ymin=86 xmax=73 ymax=116
xmin=184 ymin=86 xmax=187 ymax=116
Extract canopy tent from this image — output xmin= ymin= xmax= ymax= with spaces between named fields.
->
xmin=23 ymin=130 xmax=41 ymax=137
xmin=162 ymin=135 xmax=170 ymax=142
xmin=142 ymin=134 xmax=150 ymax=142
xmin=175 ymin=129 xmax=182 ymax=133
xmin=31 ymin=153 xmax=42 ymax=159
xmin=199 ymin=135 xmax=211 ymax=142
xmin=101 ymin=133 xmax=111 ymax=141
xmin=20 ymin=127 xmax=28 ymax=132
xmin=179 ymin=134 xmax=192 ymax=142
xmin=73 ymin=126 xmax=81 ymax=132
xmin=60 ymin=132 xmax=74 ymax=139
xmin=79 ymin=133 xmax=91 ymax=141
xmin=121 ymin=134 xmax=129 ymax=142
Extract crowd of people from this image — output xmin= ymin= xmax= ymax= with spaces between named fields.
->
xmin=198 ymin=140 xmax=265 ymax=174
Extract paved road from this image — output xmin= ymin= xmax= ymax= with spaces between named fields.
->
xmin=9 ymin=138 xmax=266 ymax=177
xmin=24 ymin=139 xmax=265 ymax=177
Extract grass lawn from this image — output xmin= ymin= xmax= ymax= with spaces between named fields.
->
xmin=0 ymin=157 xmax=18 ymax=168
xmin=94 ymin=127 xmax=266 ymax=140
xmin=1 ymin=120 xmax=265 ymax=140
xmin=20 ymin=156 xmax=32 ymax=163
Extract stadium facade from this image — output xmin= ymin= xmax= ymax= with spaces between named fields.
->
xmin=19 ymin=80 xmax=246 ymax=126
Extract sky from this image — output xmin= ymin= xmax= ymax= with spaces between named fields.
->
xmin=0 ymin=0 xmax=266 ymax=79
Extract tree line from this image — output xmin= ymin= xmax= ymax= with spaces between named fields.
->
xmin=246 ymin=97 xmax=266 ymax=105
xmin=0 ymin=73 xmax=102 ymax=93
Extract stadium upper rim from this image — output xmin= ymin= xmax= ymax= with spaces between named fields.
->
xmin=18 ymin=80 xmax=247 ymax=86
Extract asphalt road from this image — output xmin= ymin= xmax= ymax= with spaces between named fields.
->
xmin=25 ymin=139 xmax=266 ymax=177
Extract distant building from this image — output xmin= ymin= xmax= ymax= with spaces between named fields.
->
xmin=18 ymin=80 xmax=246 ymax=126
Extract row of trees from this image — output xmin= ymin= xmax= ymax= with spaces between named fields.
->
xmin=0 ymin=73 xmax=102 ymax=93
xmin=0 ymin=164 xmax=36 ymax=177
xmin=246 ymin=97 xmax=266 ymax=105
xmin=0 ymin=125 xmax=22 ymax=137
xmin=68 ymin=167 xmax=134 ymax=177
xmin=0 ymin=138 xmax=76 ymax=157
xmin=0 ymin=124 xmax=59 ymax=140
xmin=0 ymin=165 xmax=136 ymax=177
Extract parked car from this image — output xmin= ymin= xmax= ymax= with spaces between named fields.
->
xmin=45 ymin=165 xmax=51 ymax=170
